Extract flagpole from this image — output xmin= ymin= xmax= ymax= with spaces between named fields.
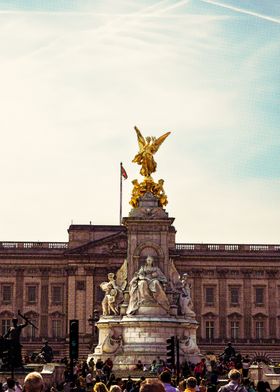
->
xmin=120 ymin=162 xmax=123 ymax=225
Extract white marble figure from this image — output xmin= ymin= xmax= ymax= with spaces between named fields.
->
xmin=100 ymin=260 xmax=127 ymax=316
xmin=179 ymin=273 xmax=195 ymax=318
xmin=127 ymin=255 xmax=170 ymax=315
xmin=100 ymin=273 xmax=124 ymax=316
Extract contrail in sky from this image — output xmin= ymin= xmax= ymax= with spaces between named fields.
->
xmin=199 ymin=0 xmax=280 ymax=24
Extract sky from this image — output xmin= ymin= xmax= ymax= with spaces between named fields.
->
xmin=0 ymin=0 xmax=279 ymax=244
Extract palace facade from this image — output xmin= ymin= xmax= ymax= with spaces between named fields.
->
xmin=1 ymin=222 xmax=280 ymax=360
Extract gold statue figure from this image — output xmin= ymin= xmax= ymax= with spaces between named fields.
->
xmin=132 ymin=126 xmax=171 ymax=178
xmin=130 ymin=126 xmax=171 ymax=208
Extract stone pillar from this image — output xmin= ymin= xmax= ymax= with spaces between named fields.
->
xmin=67 ymin=267 xmax=77 ymax=323
xmin=217 ymin=269 xmax=228 ymax=340
xmin=40 ymin=268 xmax=49 ymax=337
xmin=267 ymin=270 xmax=277 ymax=339
xmin=15 ymin=268 xmax=24 ymax=312
xmin=192 ymin=269 xmax=202 ymax=339
xmin=242 ymin=269 xmax=252 ymax=340
xmin=85 ymin=268 xmax=95 ymax=335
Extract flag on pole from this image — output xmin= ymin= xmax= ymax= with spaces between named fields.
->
xmin=121 ymin=164 xmax=128 ymax=179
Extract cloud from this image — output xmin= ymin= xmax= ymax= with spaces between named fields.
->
xmin=199 ymin=0 xmax=280 ymax=24
xmin=0 ymin=1 xmax=278 ymax=243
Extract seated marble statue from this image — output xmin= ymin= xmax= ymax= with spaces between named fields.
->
xmin=127 ymin=255 xmax=170 ymax=315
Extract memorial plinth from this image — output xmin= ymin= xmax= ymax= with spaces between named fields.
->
xmin=89 ymin=192 xmax=200 ymax=369
xmin=92 ymin=315 xmax=199 ymax=370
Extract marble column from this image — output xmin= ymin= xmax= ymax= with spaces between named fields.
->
xmin=242 ymin=269 xmax=252 ymax=340
xmin=267 ymin=270 xmax=277 ymax=339
xmin=217 ymin=269 xmax=228 ymax=340
xmin=40 ymin=268 xmax=49 ymax=337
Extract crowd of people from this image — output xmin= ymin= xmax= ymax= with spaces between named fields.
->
xmin=0 ymin=343 xmax=278 ymax=392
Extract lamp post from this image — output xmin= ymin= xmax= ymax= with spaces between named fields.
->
xmin=88 ymin=309 xmax=100 ymax=351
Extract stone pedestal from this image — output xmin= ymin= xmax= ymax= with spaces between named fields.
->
xmin=89 ymin=314 xmax=200 ymax=370
xmin=88 ymin=193 xmax=201 ymax=370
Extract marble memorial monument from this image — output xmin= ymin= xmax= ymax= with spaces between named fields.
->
xmin=88 ymin=127 xmax=200 ymax=369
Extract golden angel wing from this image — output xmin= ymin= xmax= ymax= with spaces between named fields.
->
xmin=134 ymin=126 xmax=146 ymax=151
xmin=151 ymin=131 xmax=171 ymax=154
xmin=116 ymin=259 xmax=128 ymax=291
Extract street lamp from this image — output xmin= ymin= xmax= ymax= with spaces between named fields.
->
xmin=88 ymin=309 xmax=100 ymax=350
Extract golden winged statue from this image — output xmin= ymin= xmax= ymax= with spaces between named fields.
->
xmin=132 ymin=126 xmax=171 ymax=178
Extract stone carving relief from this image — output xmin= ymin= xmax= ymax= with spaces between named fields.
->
xmin=100 ymin=259 xmax=127 ymax=316
xmin=180 ymin=335 xmax=199 ymax=354
xmin=102 ymin=329 xmax=123 ymax=354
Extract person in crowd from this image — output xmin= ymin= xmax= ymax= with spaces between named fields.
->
xmin=40 ymin=342 xmax=54 ymax=363
xmin=241 ymin=356 xmax=251 ymax=378
xmin=125 ymin=376 xmax=134 ymax=392
xmin=6 ymin=379 xmax=18 ymax=392
xmin=134 ymin=360 xmax=144 ymax=371
xmin=178 ymin=380 xmax=187 ymax=392
xmin=93 ymin=383 xmax=108 ymax=392
xmin=199 ymin=379 xmax=207 ymax=392
xmin=264 ymin=382 xmax=271 ymax=392
xmin=194 ymin=359 xmax=206 ymax=383
xmin=95 ymin=359 xmax=104 ymax=377
xmin=223 ymin=343 xmax=236 ymax=363
xmin=218 ymin=369 xmax=246 ymax=392
xmin=23 ymin=372 xmax=44 ymax=392
xmin=78 ymin=373 xmax=86 ymax=392
xmin=140 ymin=379 xmax=165 ymax=392
xmin=243 ymin=379 xmax=255 ymax=392
xmin=109 ymin=387 xmax=122 ymax=392
xmin=85 ymin=371 xmax=93 ymax=390
xmin=106 ymin=374 xmax=117 ymax=390
xmin=184 ymin=377 xmax=197 ymax=392
xmin=159 ymin=371 xmax=178 ymax=392
xmin=88 ymin=358 xmax=95 ymax=373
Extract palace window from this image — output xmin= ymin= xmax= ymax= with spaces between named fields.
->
xmin=26 ymin=319 xmax=38 ymax=340
xmin=2 ymin=285 xmax=12 ymax=303
xmin=27 ymin=286 xmax=37 ymax=304
xmin=1 ymin=319 xmax=11 ymax=335
xmin=255 ymin=287 xmax=264 ymax=306
xmin=205 ymin=287 xmax=215 ymax=306
xmin=76 ymin=281 xmax=85 ymax=291
xmin=256 ymin=321 xmax=264 ymax=339
xmin=230 ymin=321 xmax=239 ymax=340
xmin=205 ymin=321 xmax=214 ymax=340
xmin=52 ymin=319 xmax=62 ymax=338
xmin=52 ymin=286 xmax=63 ymax=305
xmin=230 ymin=287 xmax=239 ymax=305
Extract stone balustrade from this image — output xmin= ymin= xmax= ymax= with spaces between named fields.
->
xmin=0 ymin=241 xmax=68 ymax=250
xmin=176 ymin=243 xmax=280 ymax=252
